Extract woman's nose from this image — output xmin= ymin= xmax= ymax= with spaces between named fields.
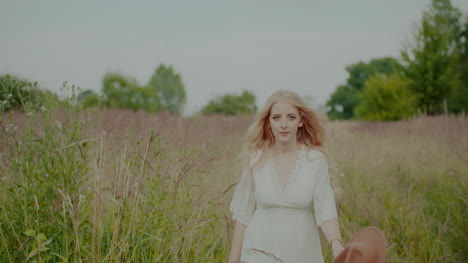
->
xmin=281 ymin=119 xmax=287 ymax=128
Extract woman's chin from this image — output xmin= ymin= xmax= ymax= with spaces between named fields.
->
xmin=275 ymin=137 xmax=293 ymax=144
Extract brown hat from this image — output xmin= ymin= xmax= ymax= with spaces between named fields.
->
xmin=333 ymin=226 xmax=387 ymax=263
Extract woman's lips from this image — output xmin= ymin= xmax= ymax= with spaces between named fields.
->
xmin=279 ymin=132 xmax=289 ymax=136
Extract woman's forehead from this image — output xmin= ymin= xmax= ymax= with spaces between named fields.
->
xmin=270 ymin=101 xmax=299 ymax=114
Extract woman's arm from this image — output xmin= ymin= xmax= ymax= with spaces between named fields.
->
xmin=320 ymin=218 xmax=344 ymax=258
xmin=228 ymin=221 xmax=247 ymax=263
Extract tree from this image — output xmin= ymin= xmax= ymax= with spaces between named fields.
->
xmin=101 ymin=73 xmax=162 ymax=113
xmin=326 ymin=57 xmax=403 ymax=120
xmin=77 ymin=89 xmax=102 ymax=109
xmin=0 ymin=74 xmax=61 ymax=111
xmin=355 ymin=73 xmax=418 ymax=121
xmin=133 ymin=86 xmax=160 ymax=113
xmin=345 ymin=58 xmax=403 ymax=92
xmin=401 ymin=0 xmax=463 ymax=115
xmin=326 ymin=85 xmax=359 ymax=120
xmin=461 ymin=17 xmax=468 ymax=88
xmin=200 ymin=90 xmax=257 ymax=115
xmin=1 ymin=74 xmax=35 ymax=111
xmin=147 ymin=65 xmax=186 ymax=115
xmin=102 ymin=73 xmax=141 ymax=111
xmin=447 ymin=17 xmax=468 ymax=114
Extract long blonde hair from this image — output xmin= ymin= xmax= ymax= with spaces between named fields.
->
xmin=240 ymin=90 xmax=328 ymax=173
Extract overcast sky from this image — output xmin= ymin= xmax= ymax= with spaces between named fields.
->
xmin=1 ymin=0 xmax=467 ymax=116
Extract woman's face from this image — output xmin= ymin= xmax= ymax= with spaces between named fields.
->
xmin=269 ymin=101 xmax=303 ymax=145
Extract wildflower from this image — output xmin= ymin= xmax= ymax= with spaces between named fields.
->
xmin=6 ymin=93 xmax=12 ymax=99
xmin=40 ymin=106 xmax=47 ymax=112
xmin=1 ymin=100 xmax=6 ymax=105
xmin=55 ymin=120 xmax=63 ymax=130
xmin=27 ymin=111 xmax=34 ymax=116
xmin=44 ymin=173 xmax=49 ymax=179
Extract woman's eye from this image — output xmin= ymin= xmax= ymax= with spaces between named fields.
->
xmin=273 ymin=116 xmax=279 ymax=120
xmin=289 ymin=116 xmax=296 ymax=120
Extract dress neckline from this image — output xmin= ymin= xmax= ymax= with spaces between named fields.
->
xmin=269 ymin=146 xmax=305 ymax=194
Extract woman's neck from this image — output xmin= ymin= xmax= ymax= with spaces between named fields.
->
xmin=272 ymin=142 xmax=300 ymax=155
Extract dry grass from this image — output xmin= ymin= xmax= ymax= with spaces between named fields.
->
xmin=1 ymin=108 xmax=467 ymax=262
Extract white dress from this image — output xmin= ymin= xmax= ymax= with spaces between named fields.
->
xmin=229 ymin=147 xmax=338 ymax=263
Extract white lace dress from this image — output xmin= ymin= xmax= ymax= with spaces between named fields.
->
xmin=229 ymin=147 xmax=337 ymax=263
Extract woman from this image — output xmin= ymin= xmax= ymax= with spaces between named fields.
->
xmin=228 ymin=90 xmax=344 ymax=263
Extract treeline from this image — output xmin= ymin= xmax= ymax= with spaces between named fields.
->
xmin=0 ymin=64 xmax=257 ymax=116
xmin=79 ymin=65 xmax=187 ymax=115
xmin=78 ymin=64 xmax=256 ymax=116
xmin=327 ymin=0 xmax=468 ymax=120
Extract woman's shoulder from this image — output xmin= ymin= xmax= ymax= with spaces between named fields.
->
xmin=303 ymin=147 xmax=326 ymax=162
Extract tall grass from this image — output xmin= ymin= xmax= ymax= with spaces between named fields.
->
xmin=0 ymin=87 xmax=466 ymax=262
xmin=0 ymin=87 xmax=229 ymax=262
xmin=325 ymin=117 xmax=467 ymax=262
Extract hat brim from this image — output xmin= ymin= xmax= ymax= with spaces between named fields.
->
xmin=333 ymin=226 xmax=387 ymax=263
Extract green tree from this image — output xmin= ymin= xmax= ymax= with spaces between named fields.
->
xmin=461 ymin=17 xmax=468 ymax=88
xmin=326 ymin=85 xmax=359 ymax=120
xmin=200 ymin=90 xmax=257 ymax=115
xmin=447 ymin=17 xmax=468 ymax=114
xmin=0 ymin=74 xmax=62 ymax=111
xmin=101 ymin=72 xmax=161 ymax=112
xmin=326 ymin=57 xmax=403 ymax=120
xmin=90 ymin=73 xmax=161 ymax=113
xmin=77 ymin=89 xmax=102 ymax=109
xmin=401 ymin=0 xmax=463 ymax=115
xmin=102 ymin=73 xmax=140 ymax=110
xmin=345 ymin=58 xmax=404 ymax=92
xmin=355 ymin=73 xmax=418 ymax=121
xmin=147 ymin=65 xmax=186 ymax=115
xmin=1 ymin=74 xmax=34 ymax=111
xmin=134 ymin=86 xmax=160 ymax=113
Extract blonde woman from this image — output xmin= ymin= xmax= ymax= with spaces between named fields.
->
xmin=228 ymin=90 xmax=344 ymax=263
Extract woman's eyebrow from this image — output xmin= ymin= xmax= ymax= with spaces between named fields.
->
xmin=271 ymin=113 xmax=297 ymax=116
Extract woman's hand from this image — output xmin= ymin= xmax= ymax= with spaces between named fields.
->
xmin=331 ymin=241 xmax=344 ymax=258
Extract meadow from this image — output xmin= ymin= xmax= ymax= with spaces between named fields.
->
xmin=0 ymin=97 xmax=466 ymax=262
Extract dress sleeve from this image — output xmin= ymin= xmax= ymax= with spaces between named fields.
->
xmin=229 ymin=166 xmax=256 ymax=226
xmin=313 ymin=155 xmax=338 ymax=227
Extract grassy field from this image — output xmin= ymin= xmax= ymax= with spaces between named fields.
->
xmin=0 ymin=101 xmax=466 ymax=262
